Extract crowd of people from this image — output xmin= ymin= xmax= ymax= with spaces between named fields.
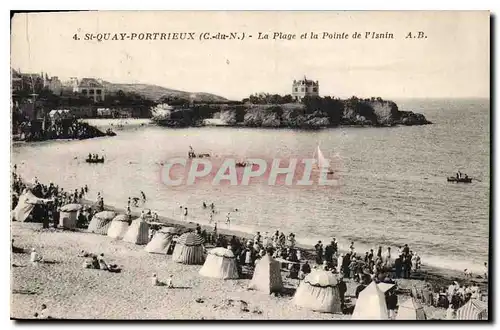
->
xmin=312 ymin=240 xmax=422 ymax=283
xmin=11 ymin=167 xmax=95 ymax=228
xmin=423 ymin=280 xmax=483 ymax=319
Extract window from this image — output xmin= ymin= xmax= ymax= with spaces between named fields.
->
xmin=294 ymin=88 xmax=298 ymax=92
xmin=89 ymin=89 xmax=95 ymax=95
xmin=96 ymin=89 xmax=102 ymax=95
xmin=82 ymin=89 xmax=87 ymax=95
xmin=313 ymin=87 xmax=318 ymax=92
xmin=301 ymin=88 xmax=305 ymax=92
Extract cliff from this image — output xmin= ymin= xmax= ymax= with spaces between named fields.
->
xmin=152 ymin=97 xmax=431 ymax=129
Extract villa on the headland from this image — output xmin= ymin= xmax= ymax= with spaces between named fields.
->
xmin=292 ymin=76 xmax=319 ymax=101
xmin=70 ymin=77 xmax=106 ymax=102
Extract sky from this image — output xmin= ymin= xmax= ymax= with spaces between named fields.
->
xmin=10 ymin=11 xmax=490 ymax=100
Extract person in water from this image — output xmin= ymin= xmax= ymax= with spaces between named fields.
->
xmin=202 ymin=202 xmax=207 ymax=209
xmin=140 ymin=191 xmax=146 ymax=201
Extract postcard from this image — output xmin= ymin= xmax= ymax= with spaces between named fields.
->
xmin=10 ymin=10 xmax=490 ymax=320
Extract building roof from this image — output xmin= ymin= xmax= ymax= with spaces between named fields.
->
xmin=78 ymin=78 xmax=103 ymax=88
xmin=294 ymin=76 xmax=318 ymax=86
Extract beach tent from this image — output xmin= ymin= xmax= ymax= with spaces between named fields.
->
xmin=59 ymin=203 xmax=82 ymax=229
xmin=351 ymin=281 xmax=389 ymax=320
xmin=107 ymin=214 xmax=130 ymax=239
xmin=396 ymin=297 xmax=427 ymax=320
xmin=87 ymin=211 xmax=116 ymax=235
xmin=12 ymin=190 xmax=53 ymax=222
xmin=456 ymin=299 xmax=488 ymax=320
xmin=378 ymin=282 xmax=396 ymax=293
xmin=293 ymin=270 xmax=343 ymax=314
xmin=248 ymin=254 xmax=283 ymax=294
xmin=199 ymin=247 xmax=239 ymax=279
xmin=123 ymin=217 xmax=150 ymax=245
xmin=144 ymin=227 xmax=177 ymax=254
xmin=172 ymin=232 xmax=205 ymax=265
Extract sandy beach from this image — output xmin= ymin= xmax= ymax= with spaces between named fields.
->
xmin=11 ymin=212 xmax=485 ymax=320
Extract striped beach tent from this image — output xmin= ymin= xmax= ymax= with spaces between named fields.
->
xmin=199 ymin=247 xmax=239 ymax=279
xmin=59 ymin=203 xmax=82 ymax=229
xmin=248 ymin=254 xmax=283 ymax=294
xmin=396 ymin=297 xmax=427 ymax=320
xmin=123 ymin=218 xmax=150 ymax=245
xmin=293 ymin=270 xmax=342 ymax=314
xmin=172 ymin=232 xmax=205 ymax=264
xmin=456 ymin=299 xmax=488 ymax=320
xmin=351 ymin=281 xmax=389 ymax=320
xmin=144 ymin=227 xmax=177 ymax=254
xmin=107 ymin=214 xmax=131 ymax=239
xmin=87 ymin=211 xmax=116 ymax=235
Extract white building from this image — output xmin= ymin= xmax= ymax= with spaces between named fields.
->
xmin=292 ymin=76 xmax=319 ymax=101
xmin=71 ymin=77 xmax=106 ymax=102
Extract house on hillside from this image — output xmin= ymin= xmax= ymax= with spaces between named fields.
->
xmin=71 ymin=77 xmax=106 ymax=102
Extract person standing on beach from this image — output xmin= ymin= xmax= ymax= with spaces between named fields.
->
xmin=483 ymin=262 xmax=488 ymax=280
xmin=332 ymin=238 xmax=338 ymax=255
xmin=349 ymin=241 xmax=355 ymax=254
xmin=385 ymin=290 xmax=398 ymax=319
xmin=314 ymin=241 xmax=324 ymax=265
xmin=184 ymin=207 xmax=188 ymax=221
xmin=226 ymin=212 xmax=231 ymax=227
xmin=324 ymin=242 xmax=334 ymax=269
xmin=126 ymin=206 xmax=131 ymax=221
xmin=209 ymin=211 xmax=213 ymax=224
xmin=212 ymin=223 xmax=218 ymax=241
xmin=383 ymin=247 xmax=392 ymax=267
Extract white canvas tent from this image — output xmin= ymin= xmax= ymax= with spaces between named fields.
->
xmin=49 ymin=109 xmax=71 ymax=120
xmin=144 ymin=227 xmax=177 ymax=254
xmin=293 ymin=270 xmax=343 ymax=313
xmin=87 ymin=211 xmax=116 ymax=235
xmin=199 ymin=247 xmax=239 ymax=279
xmin=248 ymin=254 xmax=283 ymax=294
xmin=107 ymin=214 xmax=130 ymax=239
xmin=12 ymin=190 xmax=53 ymax=222
xmin=396 ymin=297 xmax=427 ymax=320
xmin=59 ymin=203 xmax=82 ymax=229
xmin=351 ymin=281 xmax=389 ymax=320
xmin=122 ymin=217 xmax=150 ymax=245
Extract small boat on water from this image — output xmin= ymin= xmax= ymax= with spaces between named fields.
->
xmin=187 ymin=146 xmax=210 ymax=158
xmin=314 ymin=145 xmax=335 ymax=175
xmin=236 ymin=161 xmax=252 ymax=168
xmin=86 ymin=158 xmax=105 ymax=164
xmin=447 ymin=177 xmax=472 ymax=183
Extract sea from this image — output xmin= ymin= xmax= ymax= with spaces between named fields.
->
xmin=12 ymin=98 xmax=490 ymax=273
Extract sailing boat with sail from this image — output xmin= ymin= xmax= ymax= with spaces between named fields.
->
xmin=314 ymin=145 xmax=335 ymax=175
